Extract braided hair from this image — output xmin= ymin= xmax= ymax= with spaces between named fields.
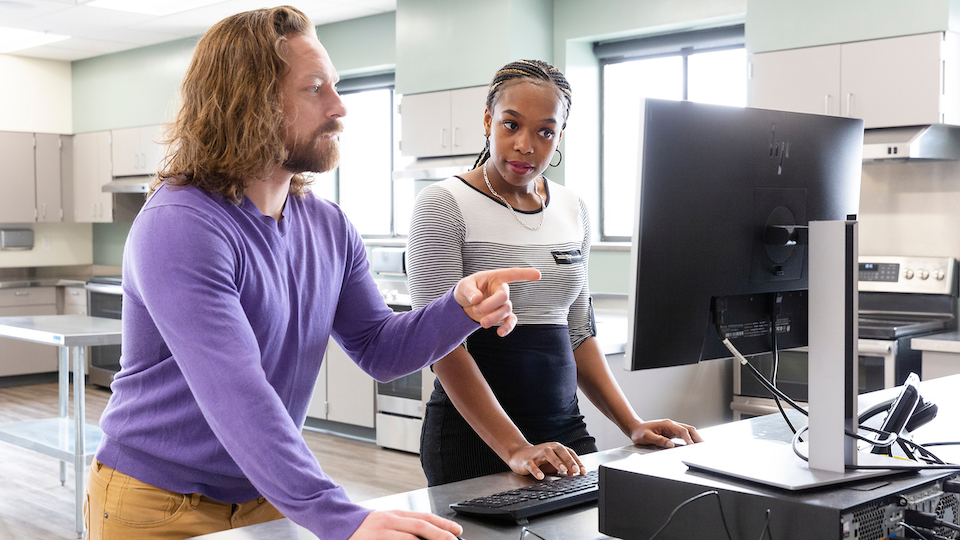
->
xmin=473 ymin=59 xmax=573 ymax=169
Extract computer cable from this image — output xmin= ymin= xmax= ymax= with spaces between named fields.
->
xmin=757 ymin=508 xmax=775 ymax=540
xmin=720 ymin=337 xmax=809 ymax=418
xmin=904 ymin=509 xmax=960 ymax=534
xmin=898 ymin=521 xmax=932 ymax=540
xmin=767 ymin=293 xmax=798 ymax=437
xmin=721 ymin=337 xmax=960 ymax=471
xmin=647 ymin=490 xmax=734 ymax=540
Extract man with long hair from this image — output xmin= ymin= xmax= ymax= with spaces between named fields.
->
xmin=83 ymin=6 xmax=537 ymax=540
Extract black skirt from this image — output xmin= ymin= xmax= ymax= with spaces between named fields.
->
xmin=420 ymin=325 xmax=598 ymax=486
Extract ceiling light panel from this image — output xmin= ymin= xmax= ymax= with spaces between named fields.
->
xmin=86 ymin=0 xmax=225 ymax=16
xmin=0 ymin=26 xmax=69 ymax=53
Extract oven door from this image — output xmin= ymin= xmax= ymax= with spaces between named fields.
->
xmin=86 ymin=285 xmax=122 ymax=388
xmin=731 ymin=340 xmax=895 ymax=420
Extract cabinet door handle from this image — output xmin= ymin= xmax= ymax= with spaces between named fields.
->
xmin=133 ymin=154 xmax=138 ymax=170
xmin=453 ymin=127 xmax=460 ymax=148
xmin=845 ymin=93 xmax=853 ymax=117
xmin=440 ymin=128 xmax=447 ymax=148
xmin=92 ymin=203 xmax=97 ymax=219
xmin=824 ymin=94 xmax=831 ymax=115
xmin=14 ymin=291 xmax=29 ymax=297
xmin=140 ymin=153 xmax=146 ymax=169
xmin=41 ymin=202 xmax=46 ymax=219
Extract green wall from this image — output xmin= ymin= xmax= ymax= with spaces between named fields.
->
xmin=72 ymin=37 xmax=196 ymax=133
xmin=317 ymin=12 xmax=396 ymax=77
xmin=395 ymin=0 xmax=554 ymax=94
xmin=93 ymin=223 xmax=132 ymax=267
xmin=746 ymin=0 xmax=955 ymax=53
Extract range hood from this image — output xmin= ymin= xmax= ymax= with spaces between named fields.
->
xmin=103 ymin=176 xmax=152 ymax=193
xmin=392 ymin=155 xmax=475 ymax=181
xmin=862 ymin=125 xmax=960 ymax=160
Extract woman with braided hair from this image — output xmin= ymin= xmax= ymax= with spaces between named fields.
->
xmin=406 ymin=59 xmax=703 ymax=486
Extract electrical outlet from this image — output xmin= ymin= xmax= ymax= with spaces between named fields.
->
xmin=41 ymin=236 xmax=51 ymax=250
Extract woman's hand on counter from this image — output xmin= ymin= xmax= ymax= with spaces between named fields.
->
xmin=454 ymin=267 xmax=541 ymax=336
xmin=628 ymin=419 xmax=703 ymax=448
xmin=506 ymin=441 xmax=586 ymax=480
xmin=348 ymin=509 xmax=463 ymax=540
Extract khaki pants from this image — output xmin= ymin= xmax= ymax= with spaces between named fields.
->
xmin=84 ymin=460 xmax=285 ymax=540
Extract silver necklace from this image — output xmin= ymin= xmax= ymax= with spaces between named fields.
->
xmin=482 ymin=162 xmax=545 ymax=231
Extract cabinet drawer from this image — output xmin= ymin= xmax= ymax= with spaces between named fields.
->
xmin=0 ymin=304 xmax=58 ymax=377
xmin=63 ymin=286 xmax=87 ymax=307
xmin=0 ymin=287 xmax=57 ymax=308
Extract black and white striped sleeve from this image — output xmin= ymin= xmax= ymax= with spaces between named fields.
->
xmin=568 ymin=198 xmax=596 ymax=349
xmin=406 ymin=184 xmax=467 ymax=311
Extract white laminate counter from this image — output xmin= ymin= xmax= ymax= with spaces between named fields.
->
xmin=913 ymin=330 xmax=960 ymax=354
xmin=913 ymin=330 xmax=960 ymax=380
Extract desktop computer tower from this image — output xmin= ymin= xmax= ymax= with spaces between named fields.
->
xmin=599 ymin=451 xmax=960 ymax=540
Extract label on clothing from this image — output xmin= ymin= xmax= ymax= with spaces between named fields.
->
xmin=551 ymin=249 xmax=583 ymax=264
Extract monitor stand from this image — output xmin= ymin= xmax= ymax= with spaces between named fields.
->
xmin=686 ymin=220 xmax=920 ymax=490
xmin=681 ymin=439 xmax=920 ymax=491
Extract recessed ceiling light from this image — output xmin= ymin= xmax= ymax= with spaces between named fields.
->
xmin=85 ymin=0 xmax=225 ymax=16
xmin=0 ymin=1 xmax=34 ymax=9
xmin=0 ymin=27 xmax=70 ymax=53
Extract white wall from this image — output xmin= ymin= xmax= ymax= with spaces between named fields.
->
xmin=0 ymin=223 xmax=93 ymax=268
xmin=0 ymin=54 xmax=72 ymax=133
xmin=860 ymin=160 xmax=960 ymax=259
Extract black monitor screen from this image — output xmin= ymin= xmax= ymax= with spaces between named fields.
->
xmin=626 ymin=99 xmax=863 ymax=370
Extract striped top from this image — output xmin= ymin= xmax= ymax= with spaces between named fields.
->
xmin=407 ymin=176 xmax=595 ymax=349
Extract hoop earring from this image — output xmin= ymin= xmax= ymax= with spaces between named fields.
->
xmin=549 ymin=148 xmax=562 ymax=167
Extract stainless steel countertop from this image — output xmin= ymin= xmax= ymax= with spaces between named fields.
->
xmin=0 ymin=315 xmax=122 ymax=346
xmin=0 ymin=278 xmax=88 ymax=289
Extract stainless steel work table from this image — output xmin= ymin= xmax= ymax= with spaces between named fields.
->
xmin=0 ymin=314 xmax=122 ymax=539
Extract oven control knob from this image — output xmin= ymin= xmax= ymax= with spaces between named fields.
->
xmin=904 ymin=269 xmax=915 ymax=279
xmin=919 ymin=269 xmax=930 ymax=280
xmin=936 ymin=269 xmax=946 ymax=280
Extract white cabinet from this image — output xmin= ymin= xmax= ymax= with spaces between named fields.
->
xmin=0 ymin=288 xmax=58 ymax=377
xmin=307 ymin=339 xmax=375 ymax=428
xmin=73 ymin=131 xmax=113 ymax=222
xmin=400 ymin=86 xmax=487 ymax=158
xmin=62 ymin=286 xmax=87 ymax=316
xmin=35 ymin=133 xmax=64 ymax=222
xmin=0 ymin=132 xmax=37 ymax=223
xmin=111 ymin=125 xmax=164 ymax=177
xmin=749 ymin=32 xmax=960 ymax=128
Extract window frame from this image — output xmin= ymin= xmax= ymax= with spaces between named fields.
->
xmin=596 ymin=25 xmax=745 ymax=242
xmin=327 ymin=73 xmax=401 ymax=239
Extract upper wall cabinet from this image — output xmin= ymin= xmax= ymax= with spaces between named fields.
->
xmin=749 ymin=32 xmax=960 ymax=129
xmin=111 ymin=125 xmax=164 ymax=177
xmin=0 ymin=132 xmax=38 ymax=223
xmin=35 ymin=133 xmax=65 ymax=222
xmin=400 ymin=86 xmax=487 ymax=158
xmin=73 ymin=131 xmax=113 ymax=223
xmin=0 ymin=132 xmax=72 ymax=224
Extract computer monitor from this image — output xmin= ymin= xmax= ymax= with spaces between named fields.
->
xmin=625 ymin=99 xmax=863 ymax=371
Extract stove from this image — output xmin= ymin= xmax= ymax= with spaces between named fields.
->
xmin=85 ymin=275 xmax=123 ymax=387
xmin=732 ymin=255 xmax=959 ymax=419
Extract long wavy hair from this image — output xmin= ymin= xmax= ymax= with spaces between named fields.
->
xmin=152 ymin=5 xmax=314 ymax=203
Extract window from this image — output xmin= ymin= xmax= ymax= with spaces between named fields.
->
xmin=598 ymin=25 xmax=746 ymax=240
xmin=305 ymin=74 xmax=403 ymax=237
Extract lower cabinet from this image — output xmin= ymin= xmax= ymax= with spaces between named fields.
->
xmin=0 ymin=288 xmax=58 ymax=377
xmin=307 ymin=339 xmax=375 ymax=428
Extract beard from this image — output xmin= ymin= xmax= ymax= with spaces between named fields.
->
xmin=282 ymin=118 xmax=343 ymax=174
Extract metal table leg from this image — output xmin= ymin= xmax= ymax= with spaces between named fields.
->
xmin=73 ymin=345 xmax=86 ymax=539
xmin=59 ymin=346 xmax=68 ymax=487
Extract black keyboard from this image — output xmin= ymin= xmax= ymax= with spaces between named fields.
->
xmin=450 ymin=470 xmax=599 ymax=524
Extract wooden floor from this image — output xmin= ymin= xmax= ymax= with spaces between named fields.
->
xmin=0 ymin=382 xmax=427 ymax=540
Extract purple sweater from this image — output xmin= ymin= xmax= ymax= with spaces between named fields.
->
xmin=95 ymin=183 xmax=478 ymax=540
